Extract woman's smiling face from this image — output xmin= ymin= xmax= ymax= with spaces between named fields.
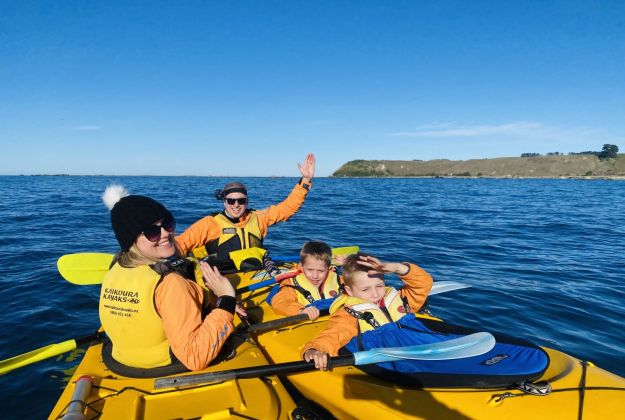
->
xmin=135 ymin=218 xmax=176 ymax=260
xmin=224 ymin=193 xmax=248 ymax=219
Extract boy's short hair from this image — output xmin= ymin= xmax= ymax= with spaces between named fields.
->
xmin=342 ymin=252 xmax=374 ymax=287
xmin=300 ymin=241 xmax=332 ymax=267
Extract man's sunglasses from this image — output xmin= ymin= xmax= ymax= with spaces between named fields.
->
xmin=225 ymin=197 xmax=247 ymax=205
xmin=142 ymin=216 xmax=176 ymax=242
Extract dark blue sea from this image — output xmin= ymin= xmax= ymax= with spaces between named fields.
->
xmin=1 ymin=176 xmax=624 ymax=418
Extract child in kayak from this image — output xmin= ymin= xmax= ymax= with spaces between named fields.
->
xmin=302 ymin=253 xmax=433 ymax=370
xmin=99 ymin=185 xmax=237 ymax=375
xmin=175 ymin=154 xmax=316 ymax=274
xmin=270 ymin=241 xmax=343 ymax=320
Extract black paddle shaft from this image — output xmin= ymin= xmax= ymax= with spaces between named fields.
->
xmin=154 ymin=354 xmax=355 ymax=389
xmin=246 ymin=309 xmax=330 ymax=334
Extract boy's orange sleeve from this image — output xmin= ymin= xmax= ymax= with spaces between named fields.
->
xmin=155 ymin=273 xmax=234 ymax=371
xmin=270 ymin=282 xmax=306 ymax=316
xmin=255 ymin=181 xmax=312 ymax=236
xmin=175 ymin=215 xmax=222 ymax=255
xmin=399 ymin=263 xmax=433 ymax=312
xmin=301 ymin=308 xmax=358 ymax=357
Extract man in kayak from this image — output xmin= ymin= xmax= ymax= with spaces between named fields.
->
xmin=270 ymin=241 xmax=343 ymax=320
xmin=302 ymin=253 xmax=433 ymax=370
xmin=176 ymin=153 xmax=316 ymax=273
xmin=99 ymin=185 xmax=237 ymax=375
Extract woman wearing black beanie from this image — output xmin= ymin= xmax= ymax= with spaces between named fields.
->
xmin=99 ymin=185 xmax=237 ymax=376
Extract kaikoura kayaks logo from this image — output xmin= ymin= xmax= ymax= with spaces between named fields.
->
xmin=480 ymin=354 xmax=509 ymax=365
xmin=103 ymin=288 xmax=140 ymax=304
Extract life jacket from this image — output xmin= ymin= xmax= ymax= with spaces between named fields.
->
xmin=99 ymin=258 xmax=200 ymax=374
xmin=280 ymin=269 xmax=341 ymax=305
xmin=330 ymin=287 xmax=410 ymax=333
xmin=192 ymin=211 xmax=264 ymax=273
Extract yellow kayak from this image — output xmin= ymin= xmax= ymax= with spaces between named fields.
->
xmin=49 ymin=266 xmax=625 ymax=419
xmin=48 ymin=332 xmax=299 ymax=419
xmin=232 ymin=269 xmax=625 ymax=420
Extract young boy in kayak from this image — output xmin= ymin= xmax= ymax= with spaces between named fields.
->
xmin=302 ymin=253 xmax=433 ymax=370
xmin=270 ymin=241 xmax=343 ymax=320
xmin=175 ymin=154 xmax=315 ymax=274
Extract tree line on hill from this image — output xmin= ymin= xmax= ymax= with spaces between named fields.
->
xmin=521 ymin=144 xmax=619 ymax=160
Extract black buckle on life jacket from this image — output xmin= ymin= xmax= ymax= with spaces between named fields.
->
xmin=363 ymin=312 xmax=381 ymax=328
xmin=514 ymin=380 xmax=552 ymax=396
xmin=292 ymin=277 xmax=316 ymax=304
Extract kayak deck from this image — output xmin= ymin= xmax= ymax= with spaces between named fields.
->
xmin=252 ymin=319 xmax=625 ymax=419
xmin=49 ymin=334 xmax=298 ymax=419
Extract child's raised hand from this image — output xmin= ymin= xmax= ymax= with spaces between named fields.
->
xmin=301 ymin=306 xmax=320 ymax=320
xmin=303 ymin=348 xmax=329 ymax=370
xmin=358 ymin=255 xmax=409 ymax=276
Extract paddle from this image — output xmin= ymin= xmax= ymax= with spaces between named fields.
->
xmin=57 ymin=253 xmax=114 ymax=285
xmin=154 ymin=332 xmax=496 ymax=389
xmin=57 ymin=246 xmax=359 ymax=286
xmin=244 ymin=309 xmax=330 ymax=334
xmin=0 ymin=280 xmax=471 ymax=376
xmin=0 ymin=332 xmax=105 ymax=376
xmin=234 ymin=271 xmax=295 ymax=295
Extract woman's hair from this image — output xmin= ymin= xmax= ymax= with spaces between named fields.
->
xmin=215 ymin=182 xmax=248 ymax=200
xmin=117 ymin=243 xmax=160 ymax=268
xmin=299 ymin=241 xmax=332 ymax=266
xmin=341 ymin=252 xmax=373 ymax=287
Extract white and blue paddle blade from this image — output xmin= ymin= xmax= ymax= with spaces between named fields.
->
xmin=430 ymin=281 xmax=471 ymax=296
xmin=353 ymin=332 xmax=496 ymax=365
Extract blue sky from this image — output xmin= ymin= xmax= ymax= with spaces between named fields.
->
xmin=1 ymin=1 xmax=623 ymax=176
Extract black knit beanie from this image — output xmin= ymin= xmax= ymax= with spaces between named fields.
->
xmin=103 ymin=186 xmax=172 ymax=251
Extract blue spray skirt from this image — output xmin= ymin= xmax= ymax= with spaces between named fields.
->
xmin=341 ymin=315 xmax=549 ymax=388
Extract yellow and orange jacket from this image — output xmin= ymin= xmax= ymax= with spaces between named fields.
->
xmin=301 ymin=263 xmax=433 ymax=357
xmin=100 ymin=262 xmax=234 ymax=371
xmin=270 ymin=268 xmax=342 ymax=316
xmin=175 ymin=180 xmax=312 ymax=256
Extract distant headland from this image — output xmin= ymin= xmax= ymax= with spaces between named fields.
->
xmin=333 ymin=150 xmax=625 ymax=179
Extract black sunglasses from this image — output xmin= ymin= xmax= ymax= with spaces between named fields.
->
xmin=142 ymin=215 xmax=176 ymax=242
xmin=225 ymin=197 xmax=247 ymax=205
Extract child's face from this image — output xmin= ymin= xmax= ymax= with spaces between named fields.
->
xmin=301 ymin=256 xmax=330 ymax=287
xmin=345 ymin=271 xmax=386 ymax=305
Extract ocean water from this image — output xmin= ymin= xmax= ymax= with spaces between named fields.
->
xmin=0 ymin=176 xmax=624 ymax=418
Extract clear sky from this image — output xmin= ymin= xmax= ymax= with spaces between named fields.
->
xmin=1 ymin=1 xmax=623 ymax=176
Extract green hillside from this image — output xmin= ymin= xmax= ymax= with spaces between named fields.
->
xmin=333 ymin=155 xmax=625 ymax=178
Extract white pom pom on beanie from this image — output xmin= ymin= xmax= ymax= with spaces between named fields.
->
xmin=102 ymin=185 xmax=172 ymax=251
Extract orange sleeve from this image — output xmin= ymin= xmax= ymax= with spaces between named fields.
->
xmin=270 ymin=280 xmax=306 ymax=316
xmin=256 ymin=181 xmax=312 ymax=236
xmin=398 ymin=263 xmax=433 ymax=312
xmin=301 ymin=308 xmax=358 ymax=357
xmin=175 ymin=215 xmax=222 ymax=255
xmin=155 ymin=273 xmax=234 ymax=371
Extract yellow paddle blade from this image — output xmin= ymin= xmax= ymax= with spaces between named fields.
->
xmin=230 ymin=247 xmax=267 ymax=270
xmin=0 ymin=339 xmax=77 ymax=376
xmin=57 ymin=253 xmax=114 ymax=285
xmin=331 ymin=246 xmax=359 ymax=265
